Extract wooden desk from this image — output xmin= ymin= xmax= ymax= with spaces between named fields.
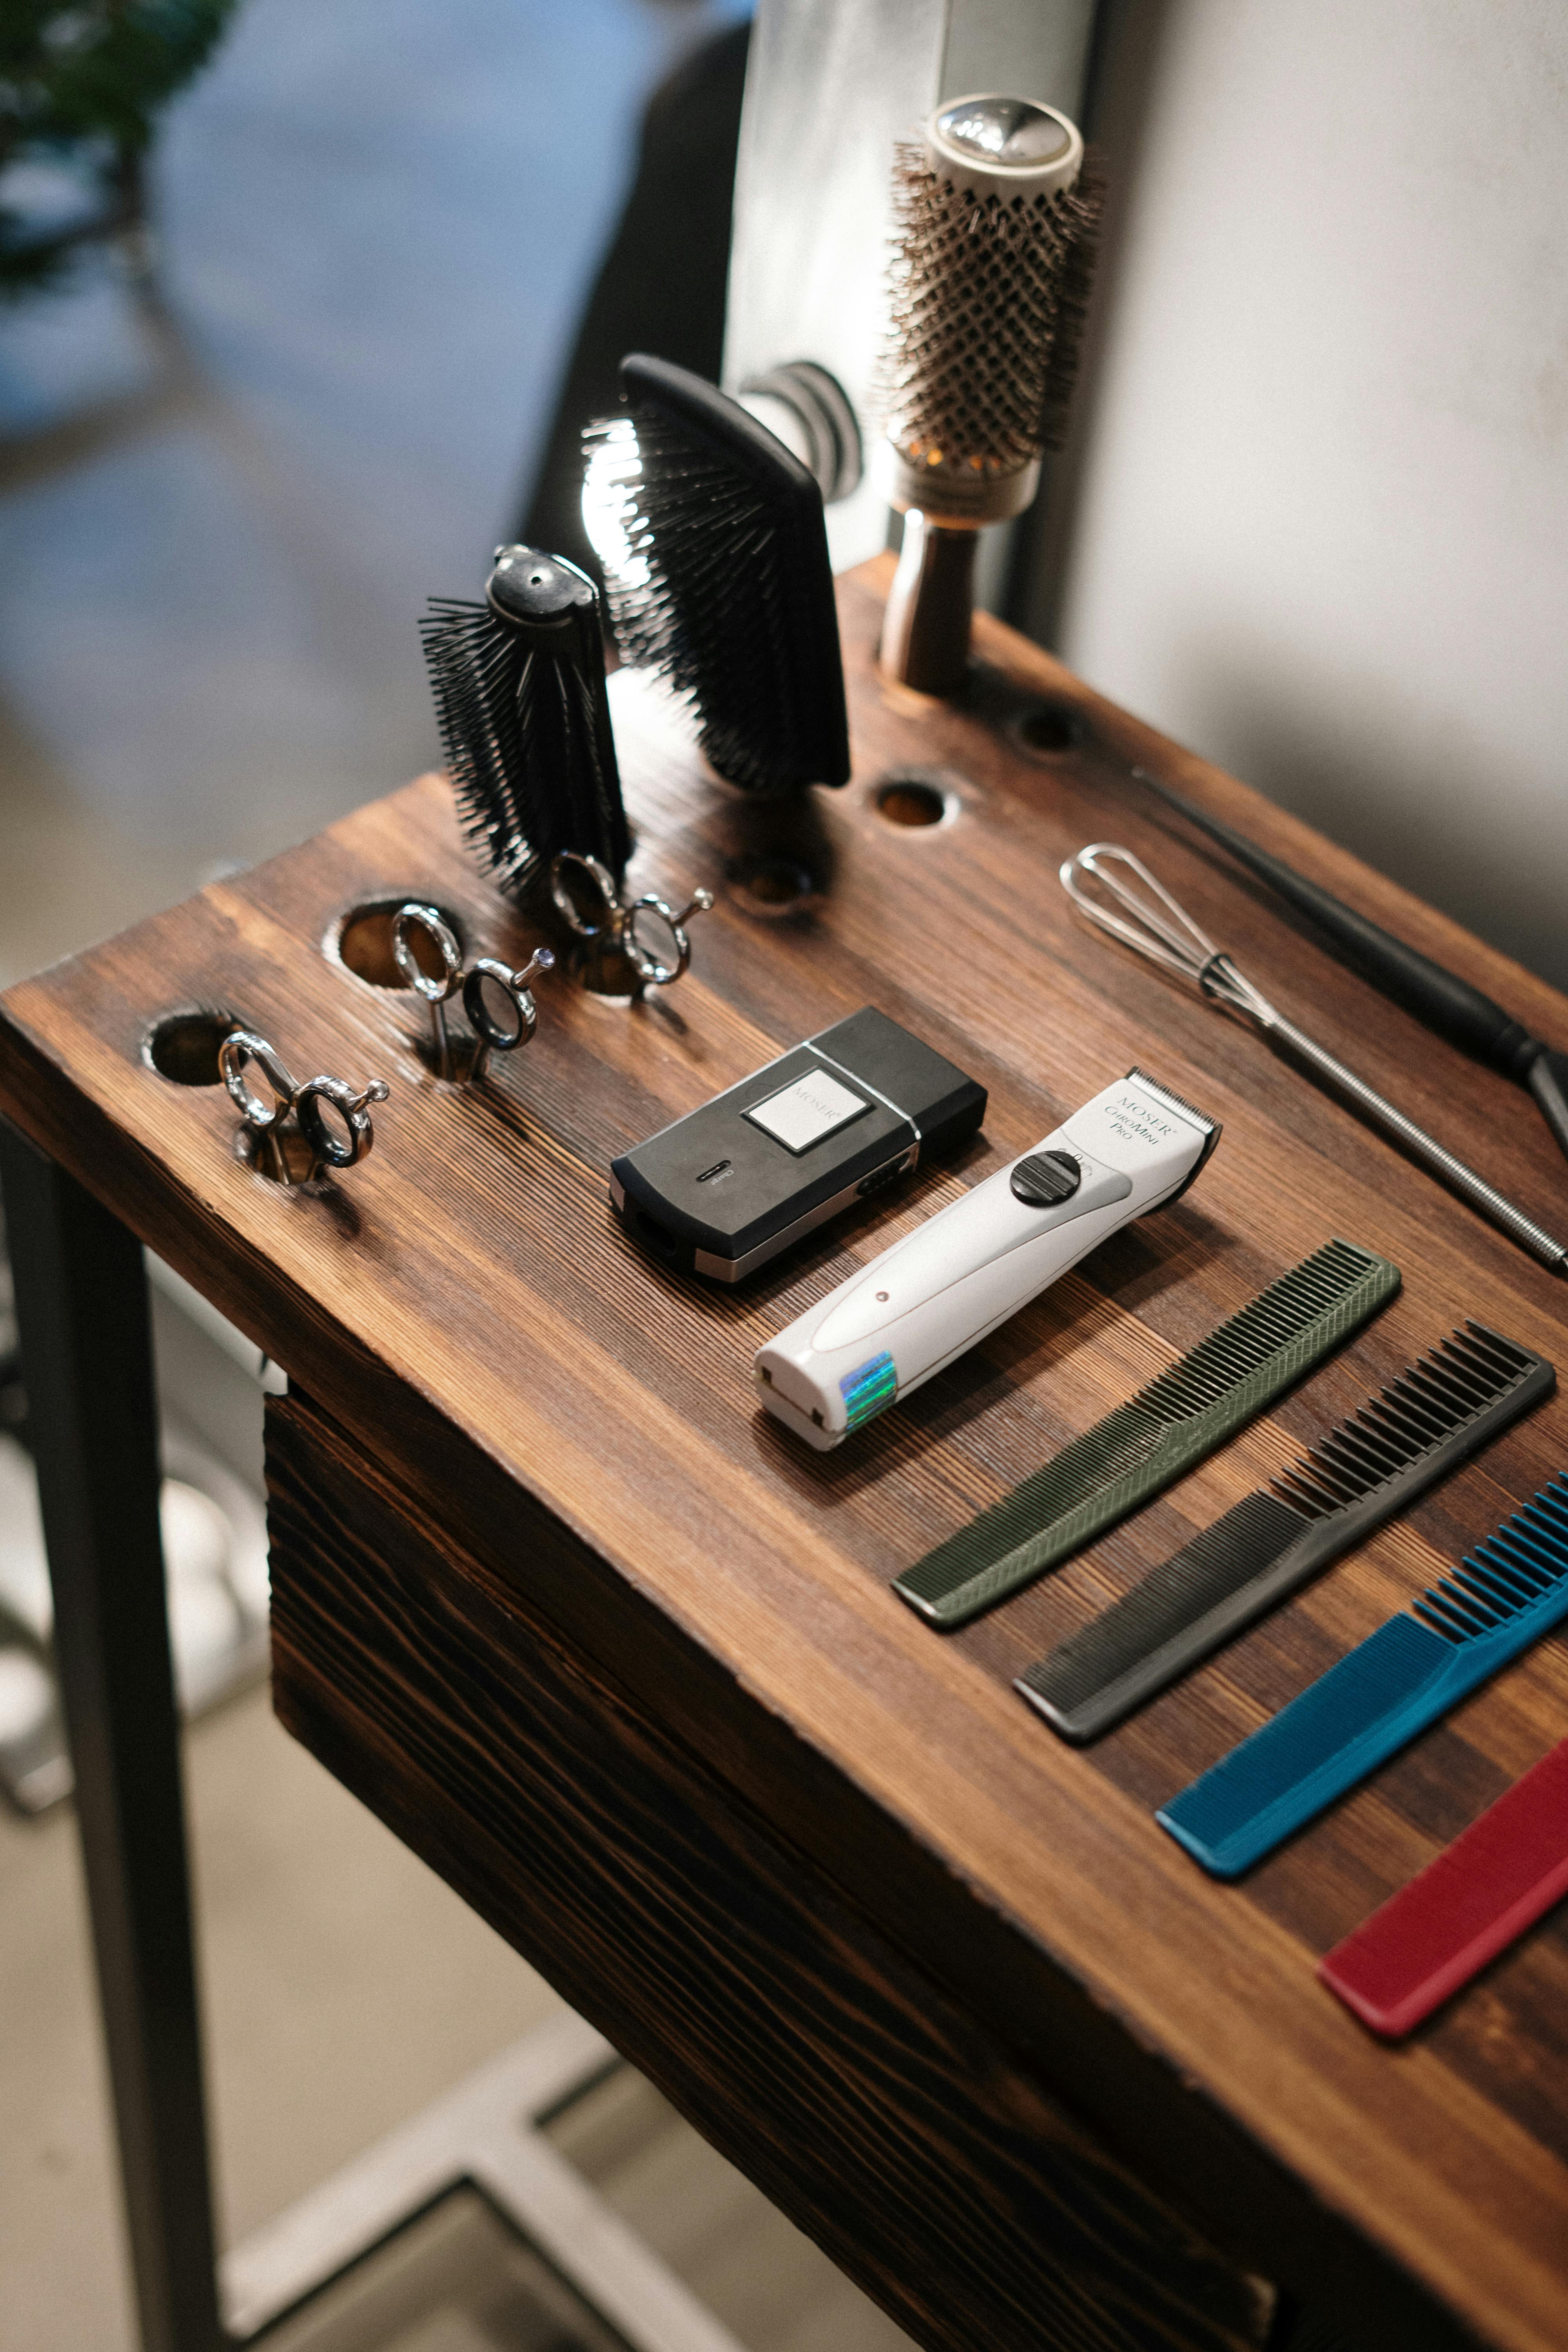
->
xmin=4 ymin=563 xmax=1565 ymax=2352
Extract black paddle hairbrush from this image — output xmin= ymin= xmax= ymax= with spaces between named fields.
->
xmin=420 ymin=545 xmax=630 ymax=902
xmin=582 ymin=352 xmax=850 ymax=795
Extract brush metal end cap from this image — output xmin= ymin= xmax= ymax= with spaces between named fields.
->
xmin=926 ymin=95 xmax=1083 ymax=202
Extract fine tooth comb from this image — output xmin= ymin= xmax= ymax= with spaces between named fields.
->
xmin=1319 ymin=1735 xmax=1568 ymax=2037
xmin=893 ymin=1238 xmax=1399 ymax=1629
xmin=1158 ymin=1474 xmax=1568 ymax=1879
xmin=1018 ymin=1324 xmax=1554 ymax=1742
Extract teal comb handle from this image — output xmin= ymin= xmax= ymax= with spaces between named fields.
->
xmin=1158 ymin=1599 xmax=1568 ymax=1879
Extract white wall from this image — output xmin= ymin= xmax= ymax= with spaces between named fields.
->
xmin=1042 ymin=0 xmax=1568 ymax=989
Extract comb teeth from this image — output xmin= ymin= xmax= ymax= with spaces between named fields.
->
xmin=893 ymin=1239 xmax=1399 ymax=1628
xmin=1158 ymin=1471 xmax=1568 ymax=1878
xmin=1412 ymin=1475 xmax=1568 ymax=1642
xmin=1017 ymin=1323 xmax=1553 ymax=1742
xmin=1275 ymin=1325 xmax=1538 ymax=1520
xmin=1136 ymin=1242 xmax=1387 ymax=1427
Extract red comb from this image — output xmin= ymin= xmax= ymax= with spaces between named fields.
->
xmin=1320 ymin=1737 xmax=1568 ymax=2038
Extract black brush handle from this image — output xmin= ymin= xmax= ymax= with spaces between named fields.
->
xmin=1132 ymin=768 xmax=1549 ymax=1085
xmin=1528 ymin=1052 xmax=1568 ymax=1162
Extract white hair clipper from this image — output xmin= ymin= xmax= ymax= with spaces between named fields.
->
xmin=755 ymin=1068 xmax=1219 ymax=1450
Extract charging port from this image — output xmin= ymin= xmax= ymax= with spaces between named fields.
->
xmin=857 ymin=1158 xmax=906 ymax=1200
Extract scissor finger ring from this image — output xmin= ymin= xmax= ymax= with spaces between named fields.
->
xmin=461 ymin=949 xmax=555 ymax=1080
xmin=295 ymin=1074 xmax=391 ymax=1170
xmin=392 ymin=903 xmax=465 ymax=1075
xmin=623 ymin=888 xmax=715 ymax=989
xmin=549 ymin=852 xmax=620 ymax=940
xmin=220 ymin=1030 xmax=298 ymax=1131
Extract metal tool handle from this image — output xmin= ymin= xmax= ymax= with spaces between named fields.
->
xmin=1266 ymin=1012 xmax=1568 ymax=1276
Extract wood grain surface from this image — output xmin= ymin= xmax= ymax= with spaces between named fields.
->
xmin=267 ymin=1386 xmax=1276 ymax=2352
xmin=2 ymin=560 xmax=1565 ymax=2350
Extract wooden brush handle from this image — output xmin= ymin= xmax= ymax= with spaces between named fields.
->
xmin=878 ymin=512 xmax=977 ymax=695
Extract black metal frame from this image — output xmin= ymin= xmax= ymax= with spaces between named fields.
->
xmin=0 ymin=1116 xmax=225 ymax=2352
xmin=0 ymin=1115 xmax=750 ymax=2352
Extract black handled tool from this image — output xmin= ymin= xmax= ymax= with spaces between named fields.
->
xmin=1132 ymin=766 xmax=1568 ymax=1167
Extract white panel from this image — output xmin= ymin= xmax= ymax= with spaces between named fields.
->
xmin=724 ymin=0 xmax=948 ymax=571
xmin=940 ymin=1 xmax=1096 ymax=118
xmin=725 ymin=0 xmax=1098 ymax=573
xmin=1050 ymin=0 xmax=1568 ymax=987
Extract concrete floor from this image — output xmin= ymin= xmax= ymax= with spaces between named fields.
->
xmin=0 ymin=1676 xmax=913 ymax=2351
xmin=0 ymin=1682 xmax=561 ymax=2350
xmin=0 ymin=6 xmax=915 ymax=2346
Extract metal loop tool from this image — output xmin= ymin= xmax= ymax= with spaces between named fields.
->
xmin=549 ymin=852 xmax=714 ymax=993
xmin=391 ymin=903 xmax=555 ymax=1082
xmin=1061 ymin=843 xmax=1568 ymax=1279
xmin=219 ymin=1029 xmax=389 ymax=1185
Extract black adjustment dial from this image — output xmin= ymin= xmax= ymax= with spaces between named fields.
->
xmin=1010 ymin=1149 xmax=1081 ymax=1207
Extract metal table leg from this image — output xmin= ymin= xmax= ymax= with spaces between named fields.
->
xmin=0 ymin=1118 xmax=224 ymax=2352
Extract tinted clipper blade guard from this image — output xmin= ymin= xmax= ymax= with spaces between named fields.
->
xmin=611 ymin=1008 xmax=985 ymax=1283
xmin=757 ymin=1069 xmax=1218 ymax=1454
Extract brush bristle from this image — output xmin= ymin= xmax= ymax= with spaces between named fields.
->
xmin=583 ymin=378 xmax=849 ymax=794
xmin=419 ymin=590 xmax=628 ymax=900
xmin=878 ymin=146 xmax=1105 ymax=472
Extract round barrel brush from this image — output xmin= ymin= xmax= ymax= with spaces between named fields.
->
xmin=420 ymin=545 xmax=631 ymax=902
xmin=876 ymin=95 xmax=1105 ymax=694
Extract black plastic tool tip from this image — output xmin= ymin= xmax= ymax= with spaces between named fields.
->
xmin=486 ymin=544 xmax=599 ymax=629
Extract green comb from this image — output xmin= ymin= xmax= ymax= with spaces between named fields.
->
xmin=893 ymin=1239 xmax=1400 ymax=1628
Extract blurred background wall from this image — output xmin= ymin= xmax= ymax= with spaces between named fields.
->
xmin=1029 ymin=0 xmax=1568 ymax=991
xmin=0 ymin=0 xmax=748 ymax=987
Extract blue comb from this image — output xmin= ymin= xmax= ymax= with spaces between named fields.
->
xmin=1158 ymin=1474 xmax=1568 ymax=1878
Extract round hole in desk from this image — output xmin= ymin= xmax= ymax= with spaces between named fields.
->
xmin=329 ymin=898 xmax=466 ymax=989
xmin=726 ymin=856 xmax=817 ymax=918
xmin=142 ymin=1006 xmax=248 ymax=1086
xmin=1012 ymin=703 xmax=1083 ymax=757
xmin=874 ymin=777 xmax=954 ymax=829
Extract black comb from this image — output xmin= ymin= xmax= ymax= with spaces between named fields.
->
xmin=893 ymin=1239 xmax=1399 ymax=1629
xmin=583 ymin=354 xmax=850 ymax=795
xmin=1017 ymin=1323 xmax=1554 ymax=1741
